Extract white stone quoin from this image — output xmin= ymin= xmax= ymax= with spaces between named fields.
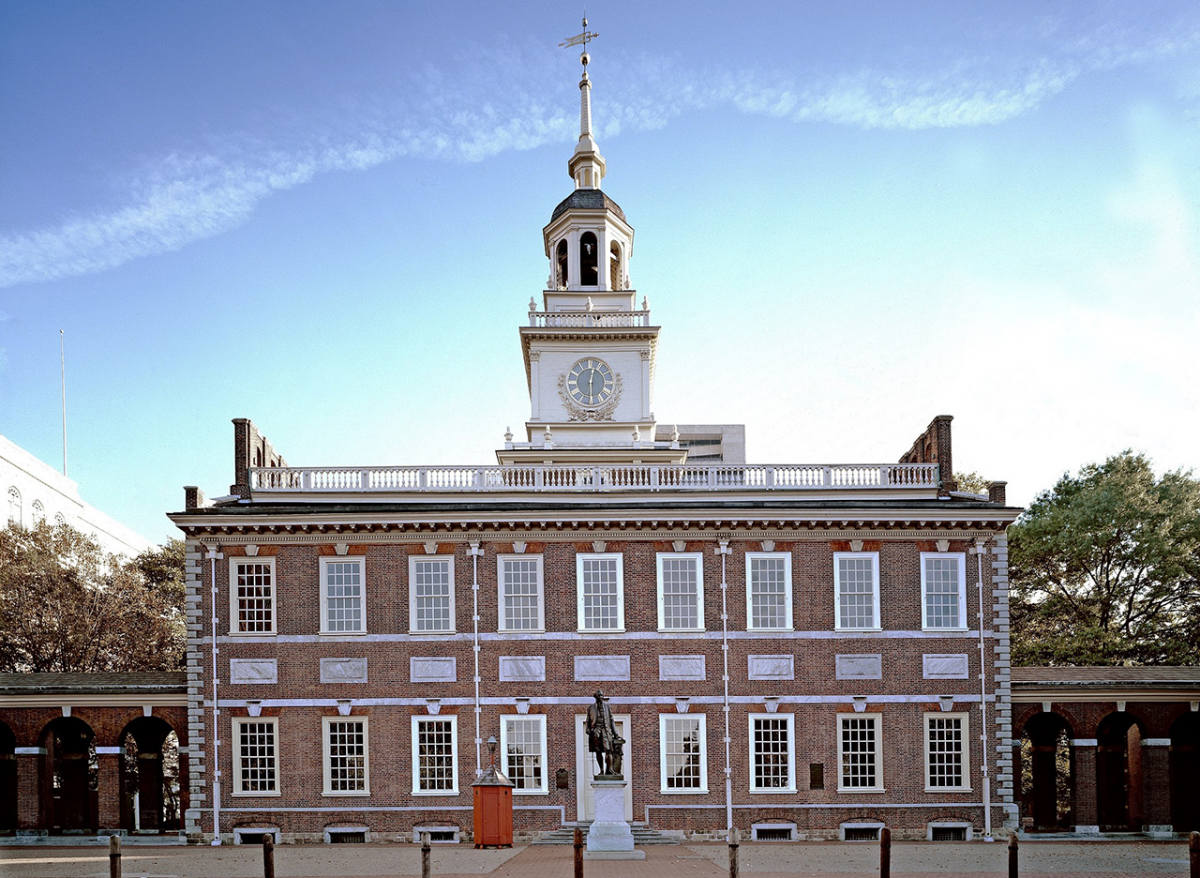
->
xmin=584 ymin=780 xmax=644 ymax=859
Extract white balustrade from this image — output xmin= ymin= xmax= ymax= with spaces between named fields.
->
xmin=527 ymin=310 xmax=651 ymax=328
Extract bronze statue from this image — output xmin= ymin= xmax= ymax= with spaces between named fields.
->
xmin=585 ymin=690 xmax=624 ymax=778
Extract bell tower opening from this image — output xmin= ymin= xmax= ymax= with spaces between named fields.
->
xmin=580 ymin=232 xmax=598 ymax=287
xmin=609 ymin=242 xmax=622 ymax=290
xmin=556 ymin=240 xmax=569 ymax=289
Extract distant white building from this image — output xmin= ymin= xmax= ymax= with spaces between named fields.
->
xmin=1 ymin=434 xmax=153 ymax=557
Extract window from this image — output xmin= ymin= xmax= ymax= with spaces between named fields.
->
xmin=6 ymin=487 xmax=20 ymax=525
xmin=501 ymin=715 xmax=547 ymax=794
xmin=412 ymin=716 xmax=458 ymax=795
xmin=576 ymin=553 xmax=624 ymax=632
xmin=921 ymin=553 xmax=967 ymax=630
xmin=580 ymin=231 xmax=598 ymax=286
xmin=838 ymin=714 xmax=883 ymax=791
xmin=834 ymin=552 xmax=880 ymax=631
xmin=656 ymin=553 xmax=704 ymax=631
xmin=233 ymin=718 xmax=279 ymax=796
xmin=749 ymin=713 xmax=795 ymax=792
xmin=498 ymin=556 xmax=544 ymax=632
xmin=323 ymin=717 xmax=369 ymax=795
xmin=660 ymin=714 xmax=707 ymax=792
xmin=321 ymin=557 xmax=365 ymax=634
xmin=925 ymin=713 xmax=970 ymax=791
xmin=230 ymin=558 xmax=276 ymax=635
xmin=31 ymin=500 xmax=45 ymax=523
xmin=746 ymin=553 xmax=792 ymax=631
xmin=409 ymin=556 xmax=455 ymax=634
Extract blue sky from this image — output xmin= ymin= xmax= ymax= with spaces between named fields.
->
xmin=1 ymin=1 xmax=1198 ymax=544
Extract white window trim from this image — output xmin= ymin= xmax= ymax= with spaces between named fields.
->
xmin=659 ymin=713 xmax=708 ymax=794
xmin=411 ymin=715 xmax=459 ymax=796
xmin=575 ymin=553 xmax=625 ymax=633
xmin=408 ymin=555 xmax=456 ymax=635
xmin=500 ymin=714 xmax=549 ymax=795
xmin=748 ymin=712 xmax=796 ymax=794
xmin=320 ymin=556 xmax=367 ymax=635
xmin=745 ymin=552 xmax=793 ymax=632
xmin=924 ymin=712 xmax=971 ymax=792
xmin=833 ymin=551 xmax=882 ymax=632
xmin=228 ymin=557 xmax=278 ymax=636
xmin=322 ymin=715 xmax=370 ymax=796
xmin=232 ymin=717 xmax=281 ymax=797
xmin=920 ymin=552 xmax=969 ymax=632
xmin=837 ymin=712 xmax=885 ymax=793
xmin=655 ymin=552 xmax=705 ymax=632
xmin=497 ymin=555 xmax=545 ymax=634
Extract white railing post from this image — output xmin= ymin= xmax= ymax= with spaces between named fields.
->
xmin=823 ymin=466 xmax=832 ymax=486
xmin=650 ymin=466 xmax=659 ymax=490
xmin=301 ymin=471 xmax=311 ymax=491
xmin=360 ymin=470 xmax=370 ymax=490
xmin=418 ymin=469 xmax=428 ymax=490
xmin=879 ymin=465 xmax=889 ymax=486
xmin=765 ymin=467 xmax=775 ymax=488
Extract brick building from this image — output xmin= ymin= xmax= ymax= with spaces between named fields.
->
xmin=162 ymin=47 xmax=1026 ymax=846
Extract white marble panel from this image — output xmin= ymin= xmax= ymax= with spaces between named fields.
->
xmin=747 ymin=654 xmax=794 ymax=681
xmin=659 ymin=655 xmax=706 ymax=681
xmin=923 ymin=654 xmax=970 ymax=679
xmin=410 ymin=656 xmax=457 ymax=683
xmin=499 ymin=656 xmax=546 ymax=682
xmin=836 ymin=654 xmax=882 ymax=680
xmin=229 ymin=659 xmax=278 ymax=684
xmin=574 ymin=655 xmax=631 ymax=682
xmin=320 ymin=657 xmax=368 ymax=684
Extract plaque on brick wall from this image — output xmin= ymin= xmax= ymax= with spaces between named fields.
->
xmin=320 ymin=657 xmax=368 ymax=684
xmin=747 ymin=654 xmax=794 ymax=681
xmin=410 ymin=656 xmax=457 ymax=683
xmin=499 ymin=656 xmax=546 ymax=682
xmin=835 ymin=654 xmax=882 ymax=680
xmin=229 ymin=659 xmax=278 ymax=684
xmin=659 ymin=655 xmax=706 ymax=681
xmin=574 ymin=655 xmax=631 ymax=682
xmin=923 ymin=654 xmax=970 ymax=679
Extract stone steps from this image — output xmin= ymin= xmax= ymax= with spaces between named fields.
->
xmin=533 ymin=823 xmax=680 ymax=845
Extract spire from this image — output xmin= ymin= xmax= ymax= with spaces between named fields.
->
xmin=560 ymin=18 xmax=606 ymax=190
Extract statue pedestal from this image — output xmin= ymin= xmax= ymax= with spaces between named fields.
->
xmin=584 ymin=779 xmax=644 ymax=860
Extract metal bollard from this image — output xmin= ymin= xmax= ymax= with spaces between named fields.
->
xmin=728 ymin=827 xmax=740 ymax=878
xmin=574 ymin=827 xmax=583 ymax=878
xmin=1190 ymin=831 xmax=1199 ymax=878
xmin=262 ymin=836 xmax=275 ymax=878
xmin=1008 ymin=834 xmax=1018 ymax=878
xmin=422 ymin=832 xmax=432 ymax=878
xmin=109 ymin=835 xmax=121 ymax=878
xmin=879 ymin=827 xmax=890 ymax=878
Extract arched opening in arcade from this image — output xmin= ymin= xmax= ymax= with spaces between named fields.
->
xmin=41 ymin=717 xmax=98 ymax=833
xmin=1170 ymin=712 xmax=1200 ymax=833
xmin=1096 ymin=711 xmax=1144 ymax=832
xmin=1 ymin=721 xmax=16 ymax=832
xmin=1019 ymin=712 xmax=1074 ymax=831
xmin=119 ymin=718 xmax=180 ymax=833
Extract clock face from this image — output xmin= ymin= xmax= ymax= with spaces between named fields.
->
xmin=566 ymin=358 xmax=615 ymax=406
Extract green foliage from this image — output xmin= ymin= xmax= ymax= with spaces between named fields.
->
xmin=0 ymin=522 xmax=186 ymax=673
xmin=1009 ymin=450 xmax=1200 ymax=666
xmin=954 ymin=471 xmax=991 ymax=496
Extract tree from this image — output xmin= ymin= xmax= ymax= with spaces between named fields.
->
xmin=955 ymin=472 xmax=991 ymax=496
xmin=0 ymin=522 xmax=186 ymax=673
xmin=1009 ymin=451 xmax=1200 ymax=666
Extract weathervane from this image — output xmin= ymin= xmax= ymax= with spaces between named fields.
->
xmin=560 ymin=16 xmax=599 ymax=62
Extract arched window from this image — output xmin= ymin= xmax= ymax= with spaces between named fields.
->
xmin=6 ymin=487 xmax=19 ymax=526
xmin=609 ymin=242 xmax=622 ymax=291
xmin=54 ymin=512 xmax=66 ymax=527
xmin=579 ymin=232 xmax=598 ymax=287
xmin=556 ymin=240 xmax=568 ymax=289
xmin=31 ymin=500 xmax=45 ymax=524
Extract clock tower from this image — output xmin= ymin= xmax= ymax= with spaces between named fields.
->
xmin=498 ymin=27 xmax=683 ymax=466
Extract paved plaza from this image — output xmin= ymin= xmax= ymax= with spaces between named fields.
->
xmin=1 ymin=840 xmax=1196 ymax=878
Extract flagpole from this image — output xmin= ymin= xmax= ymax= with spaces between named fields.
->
xmin=60 ymin=329 xmax=68 ymax=476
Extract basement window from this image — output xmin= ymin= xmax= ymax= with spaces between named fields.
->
xmin=413 ymin=826 xmax=460 ymax=844
xmin=841 ymin=823 xmax=882 ymax=842
xmin=325 ymin=826 xmax=369 ymax=844
xmin=751 ymin=823 xmax=795 ymax=842
xmin=928 ymin=822 xmax=971 ymax=841
xmin=233 ymin=827 xmax=280 ymax=845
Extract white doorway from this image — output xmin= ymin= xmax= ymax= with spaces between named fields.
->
xmin=574 ymin=713 xmax=633 ymax=822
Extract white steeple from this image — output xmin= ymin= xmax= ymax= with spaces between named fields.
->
xmin=569 ymin=44 xmax=606 ymax=190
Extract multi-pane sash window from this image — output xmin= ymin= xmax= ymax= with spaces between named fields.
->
xmin=233 ymin=718 xmax=279 ymax=795
xmin=834 ymin=552 xmax=880 ymax=630
xmin=410 ymin=557 xmax=455 ymax=633
xmin=323 ymin=717 xmax=369 ymax=795
xmin=498 ymin=556 xmax=544 ymax=632
xmin=230 ymin=559 xmax=276 ymax=634
xmin=749 ymin=714 xmax=795 ymax=792
xmin=321 ymin=557 xmax=365 ymax=634
xmin=839 ymin=714 xmax=882 ymax=791
xmin=656 ymin=553 xmax=704 ymax=631
xmin=925 ymin=714 xmax=969 ymax=791
xmin=577 ymin=554 xmax=624 ymax=632
xmin=501 ymin=715 xmax=547 ymax=793
xmin=660 ymin=714 xmax=707 ymax=792
xmin=921 ymin=553 xmax=967 ymax=630
xmin=746 ymin=553 xmax=792 ymax=631
xmin=412 ymin=716 xmax=458 ymax=795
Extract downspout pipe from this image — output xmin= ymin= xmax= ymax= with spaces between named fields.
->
xmin=205 ymin=544 xmax=223 ymax=845
xmin=470 ymin=542 xmax=483 ymax=777
xmin=975 ymin=540 xmax=993 ymax=841
xmin=717 ymin=540 xmax=733 ymax=831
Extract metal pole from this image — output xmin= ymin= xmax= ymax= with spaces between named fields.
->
xmin=1190 ymin=831 xmax=1199 ymax=878
xmin=718 ymin=541 xmax=733 ymax=831
xmin=60 ymin=329 xmax=68 ymax=476
xmin=574 ymin=827 xmax=583 ymax=878
xmin=108 ymin=834 xmax=121 ymax=878
xmin=1008 ymin=833 xmax=1018 ymax=878
xmin=262 ymin=836 xmax=275 ymax=878
xmin=728 ymin=827 xmax=740 ymax=878
xmin=976 ymin=542 xmax=993 ymax=840
xmin=422 ymin=832 xmax=432 ymax=878
xmin=471 ymin=543 xmax=482 ymax=777
xmin=879 ymin=827 xmax=890 ymax=878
